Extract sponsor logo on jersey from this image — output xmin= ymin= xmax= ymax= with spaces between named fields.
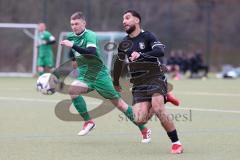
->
xmin=139 ymin=42 xmax=145 ymax=49
xmin=79 ymin=39 xmax=84 ymax=46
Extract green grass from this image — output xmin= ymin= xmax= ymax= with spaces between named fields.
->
xmin=0 ymin=77 xmax=240 ymax=160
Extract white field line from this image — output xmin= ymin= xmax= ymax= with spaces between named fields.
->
xmin=175 ymin=91 xmax=240 ymax=97
xmin=166 ymin=106 xmax=240 ymax=114
xmin=0 ymin=96 xmax=239 ymax=114
xmin=0 ymin=88 xmax=34 ymax=91
xmin=0 ymin=96 xmax=59 ymax=103
xmin=0 ymin=96 xmax=101 ymax=104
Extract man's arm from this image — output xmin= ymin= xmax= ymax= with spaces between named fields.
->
xmin=61 ymin=40 xmax=97 ymax=55
xmin=72 ymin=31 xmax=98 ymax=55
xmin=113 ymin=58 xmax=123 ymax=86
xmin=141 ymin=32 xmax=165 ymax=58
xmin=45 ymin=35 xmax=56 ymax=45
xmin=129 ymin=47 xmax=164 ymax=62
xmin=140 ymin=46 xmax=164 ymax=58
xmin=129 ymin=32 xmax=165 ymax=61
xmin=72 ymin=44 xmax=97 ymax=55
xmin=112 ymin=51 xmax=126 ymax=88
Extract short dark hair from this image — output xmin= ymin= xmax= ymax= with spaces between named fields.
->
xmin=124 ymin=10 xmax=141 ymax=23
xmin=71 ymin=11 xmax=85 ymax=20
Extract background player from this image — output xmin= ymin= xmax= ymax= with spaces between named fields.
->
xmin=37 ymin=23 xmax=56 ymax=76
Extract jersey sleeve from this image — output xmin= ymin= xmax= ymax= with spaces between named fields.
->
xmin=85 ymin=32 xmax=97 ymax=48
xmin=148 ymin=32 xmax=165 ymax=50
xmin=44 ymin=31 xmax=55 ymax=42
xmin=44 ymin=31 xmax=51 ymax=40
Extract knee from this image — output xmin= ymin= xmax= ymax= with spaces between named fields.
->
xmin=152 ymin=95 xmax=165 ymax=112
xmin=69 ymin=86 xmax=78 ymax=99
xmin=134 ymin=112 xmax=148 ymax=124
xmin=151 ymin=102 xmax=165 ymax=114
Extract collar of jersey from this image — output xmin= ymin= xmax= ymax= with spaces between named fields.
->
xmin=74 ymin=29 xmax=86 ymax=37
xmin=128 ymin=29 xmax=145 ymax=39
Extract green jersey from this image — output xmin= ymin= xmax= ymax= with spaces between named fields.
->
xmin=67 ymin=29 xmax=107 ymax=81
xmin=38 ymin=31 xmax=54 ymax=57
xmin=66 ymin=29 xmax=120 ymax=99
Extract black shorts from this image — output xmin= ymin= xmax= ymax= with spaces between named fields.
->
xmin=132 ymin=75 xmax=168 ymax=105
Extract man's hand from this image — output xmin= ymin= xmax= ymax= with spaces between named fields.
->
xmin=129 ymin=51 xmax=140 ymax=61
xmin=61 ymin=40 xmax=74 ymax=48
xmin=114 ymin=85 xmax=122 ymax=92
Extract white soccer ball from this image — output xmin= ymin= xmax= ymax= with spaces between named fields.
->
xmin=36 ymin=73 xmax=58 ymax=95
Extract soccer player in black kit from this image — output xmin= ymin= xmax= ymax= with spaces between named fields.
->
xmin=113 ymin=10 xmax=183 ymax=154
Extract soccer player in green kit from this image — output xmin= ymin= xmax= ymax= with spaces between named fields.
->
xmin=37 ymin=23 xmax=55 ymax=76
xmin=60 ymin=11 xmax=151 ymax=143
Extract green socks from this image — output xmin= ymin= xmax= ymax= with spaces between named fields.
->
xmin=72 ymin=96 xmax=91 ymax=121
xmin=124 ymin=105 xmax=146 ymax=131
xmin=72 ymin=97 xmax=146 ymax=131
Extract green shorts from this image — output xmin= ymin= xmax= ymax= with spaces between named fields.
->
xmin=37 ymin=54 xmax=54 ymax=67
xmin=77 ymin=69 xmax=120 ymax=100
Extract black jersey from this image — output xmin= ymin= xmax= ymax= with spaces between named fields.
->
xmin=121 ymin=30 xmax=164 ymax=63
xmin=113 ymin=30 xmax=166 ymax=85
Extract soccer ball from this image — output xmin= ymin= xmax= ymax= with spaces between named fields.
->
xmin=36 ymin=73 xmax=58 ymax=95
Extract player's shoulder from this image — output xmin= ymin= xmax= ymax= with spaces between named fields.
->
xmin=141 ymin=30 xmax=157 ymax=39
xmin=85 ymin=29 xmax=97 ymax=37
xmin=43 ymin=31 xmax=51 ymax=37
xmin=66 ymin=32 xmax=75 ymax=39
xmin=44 ymin=30 xmax=50 ymax=34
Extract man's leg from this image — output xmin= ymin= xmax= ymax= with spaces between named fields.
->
xmin=37 ymin=66 xmax=44 ymax=76
xmin=132 ymin=101 xmax=152 ymax=143
xmin=111 ymin=99 xmax=152 ymax=143
xmin=94 ymin=71 xmax=151 ymax=143
xmin=37 ymin=56 xmax=47 ymax=76
xmin=44 ymin=54 xmax=54 ymax=73
xmin=151 ymin=93 xmax=183 ymax=154
xmin=69 ymin=80 xmax=95 ymax=136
